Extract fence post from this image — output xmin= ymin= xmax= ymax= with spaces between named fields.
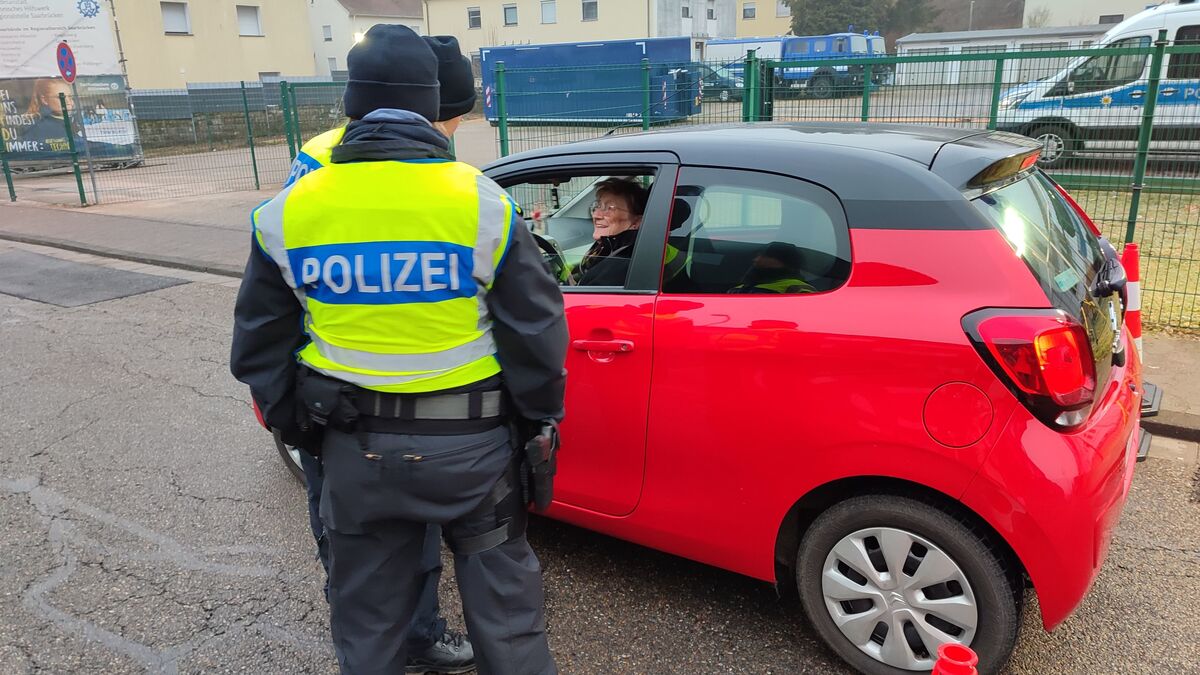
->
xmin=987 ymin=56 xmax=1006 ymax=130
xmin=58 ymin=93 xmax=87 ymax=207
xmin=761 ymin=65 xmax=775 ymax=121
xmin=289 ymin=83 xmax=303 ymax=147
xmin=641 ymin=58 xmax=651 ymax=132
xmin=743 ymin=49 xmax=758 ymax=122
xmin=496 ymin=61 xmax=510 ymax=158
xmin=0 ymin=140 xmax=15 ymax=202
xmin=860 ymin=63 xmax=872 ymax=122
xmin=281 ymin=81 xmax=297 ymax=160
xmin=241 ymin=81 xmax=260 ymax=190
xmin=1126 ymin=30 xmax=1168 ymax=244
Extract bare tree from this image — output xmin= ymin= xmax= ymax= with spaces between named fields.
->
xmin=1026 ymin=5 xmax=1053 ymax=28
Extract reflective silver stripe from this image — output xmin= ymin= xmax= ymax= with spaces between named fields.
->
xmin=473 ymin=174 xmax=510 ymax=289
xmin=413 ymin=391 xmax=503 ymax=419
xmin=307 ymin=330 xmax=496 ymax=373
xmin=305 ymin=364 xmax=483 ymax=389
xmin=253 ymin=183 xmax=300 ymax=287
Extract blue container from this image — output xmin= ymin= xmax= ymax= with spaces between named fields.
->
xmin=481 ymin=37 xmax=701 ymax=124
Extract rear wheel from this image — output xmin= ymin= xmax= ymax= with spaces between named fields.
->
xmin=1029 ymin=124 xmax=1077 ymax=169
xmin=809 ymin=76 xmax=835 ymax=100
xmin=719 ymin=89 xmax=731 ymax=102
xmin=797 ymin=495 xmax=1019 ymax=675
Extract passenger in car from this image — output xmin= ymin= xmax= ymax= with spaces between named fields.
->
xmin=569 ymin=177 xmax=649 ymax=286
xmin=730 ymin=241 xmax=815 ymax=294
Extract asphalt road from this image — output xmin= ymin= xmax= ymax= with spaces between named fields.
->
xmin=1 ymin=254 xmax=1198 ymax=674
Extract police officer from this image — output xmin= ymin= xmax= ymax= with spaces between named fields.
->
xmin=277 ymin=34 xmax=483 ymax=675
xmin=231 ymin=24 xmax=566 ymax=675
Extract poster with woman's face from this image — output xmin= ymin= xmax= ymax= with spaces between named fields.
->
xmin=1 ymin=75 xmax=140 ymax=162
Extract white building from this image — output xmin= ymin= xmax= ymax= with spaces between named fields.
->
xmin=1024 ymin=1 xmax=1164 ymax=28
xmin=308 ymin=0 xmax=427 ymax=76
xmin=895 ymin=25 xmax=1111 ymax=86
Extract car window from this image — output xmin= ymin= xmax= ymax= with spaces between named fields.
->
xmin=507 ymin=173 xmax=656 ymax=289
xmin=1168 ymin=25 xmax=1200 ymax=79
xmin=1068 ymin=36 xmax=1150 ymax=94
xmin=662 ymin=167 xmax=850 ymax=295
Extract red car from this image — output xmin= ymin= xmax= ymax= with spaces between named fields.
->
xmin=276 ymin=124 xmax=1147 ymax=674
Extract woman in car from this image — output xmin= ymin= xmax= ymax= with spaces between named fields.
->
xmin=570 ymin=178 xmax=648 ymax=286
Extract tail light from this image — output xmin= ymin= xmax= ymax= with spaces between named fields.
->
xmin=964 ymin=309 xmax=1096 ymax=430
xmin=1049 ymin=179 xmax=1104 ymax=238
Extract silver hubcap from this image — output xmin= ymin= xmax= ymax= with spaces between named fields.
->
xmin=1037 ymin=132 xmax=1065 ymax=162
xmin=720 ymin=90 xmax=729 ymax=101
xmin=821 ymin=527 xmax=978 ymax=671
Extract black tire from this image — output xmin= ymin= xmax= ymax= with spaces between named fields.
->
xmin=809 ymin=76 xmax=835 ymax=100
xmin=1028 ymin=124 xmax=1077 ymax=169
xmin=796 ymin=495 xmax=1020 ymax=675
xmin=274 ymin=430 xmax=305 ymax=482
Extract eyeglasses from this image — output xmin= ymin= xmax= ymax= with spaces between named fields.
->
xmin=590 ymin=202 xmax=630 ymax=214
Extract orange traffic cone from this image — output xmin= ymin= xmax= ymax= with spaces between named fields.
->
xmin=932 ymin=643 xmax=978 ymax=675
xmin=1121 ymin=243 xmax=1143 ymax=362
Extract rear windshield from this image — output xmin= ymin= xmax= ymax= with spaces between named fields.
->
xmin=972 ymin=172 xmax=1104 ymax=311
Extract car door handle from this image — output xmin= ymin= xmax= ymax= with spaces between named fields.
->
xmin=571 ymin=339 xmax=635 ymax=353
xmin=1130 ymin=90 xmax=1145 ymax=99
xmin=1161 ymin=87 xmax=1178 ymax=96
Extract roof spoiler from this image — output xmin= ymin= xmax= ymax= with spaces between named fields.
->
xmin=967 ymin=148 xmax=1041 ymax=189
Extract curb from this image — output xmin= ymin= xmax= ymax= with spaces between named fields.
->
xmin=0 ymin=231 xmax=243 ymax=278
xmin=1143 ymin=411 xmax=1200 ymax=445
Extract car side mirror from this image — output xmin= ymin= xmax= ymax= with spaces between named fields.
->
xmin=1067 ymin=80 xmax=1076 ymax=94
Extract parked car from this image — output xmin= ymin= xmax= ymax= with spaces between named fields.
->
xmin=698 ymin=63 xmax=744 ymax=102
xmin=273 ymin=123 xmax=1146 ymax=674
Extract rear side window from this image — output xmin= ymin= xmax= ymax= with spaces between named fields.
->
xmin=972 ymin=172 xmax=1104 ymax=311
xmin=662 ymin=167 xmax=850 ymax=294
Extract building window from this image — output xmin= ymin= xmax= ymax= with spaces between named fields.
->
xmin=582 ymin=0 xmax=598 ymax=21
xmin=236 ymin=5 xmax=263 ymax=36
xmin=1099 ymin=14 xmax=1124 ymax=24
xmin=541 ymin=0 xmax=556 ymax=23
xmin=322 ymin=24 xmax=333 ymax=41
xmin=706 ymin=0 xmax=715 ymax=20
xmin=467 ymin=6 xmax=481 ymax=29
xmin=503 ymin=3 xmax=518 ymax=25
xmin=258 ymin=71 xmax=280 ymax=80
xmin=681 ymin=3 xmax=690 ymax=17
xmin=776 ymin=0 xmax=790 ymax=17
xmin=328 ymin=57 xmax=338 ymax=72
xmin=160 ymin=2 xmax=190 ymax=34
xmin=742 ymin=1 xmax=755 ymax=19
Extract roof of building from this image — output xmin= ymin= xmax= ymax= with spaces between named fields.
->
xmin=897 ymin=24 xmax=1109 ymax=45
xmin=337 ymin=0 xmax=422 ymax=19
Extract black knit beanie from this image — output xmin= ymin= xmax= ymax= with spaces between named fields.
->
xmin=423 ymin=35 xmax=477 ymax=121
xmin=343 ymin=24 xmax=439 ymax=121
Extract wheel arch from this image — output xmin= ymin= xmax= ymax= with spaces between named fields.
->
xmin=772 ymin=476 xmax=1027 ymax=600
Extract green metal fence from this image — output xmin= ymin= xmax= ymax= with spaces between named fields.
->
xmin=487 ymin=40 xmax=1200 ymax=330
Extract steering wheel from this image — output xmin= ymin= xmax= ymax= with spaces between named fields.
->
xmin=531 ymin=231 xmax=570 ymax=283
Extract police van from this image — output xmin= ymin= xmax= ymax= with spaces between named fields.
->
xmin=706 ymin=32 xmax=886 ymax=99
xmin=996 ymin=1 xmax=1200 ymax=168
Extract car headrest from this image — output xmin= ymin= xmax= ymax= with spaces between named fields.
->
xmin=670 ymin=198 xmax=692 ymax=231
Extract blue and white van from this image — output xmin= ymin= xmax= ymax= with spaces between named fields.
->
xmin=996 ymin=1 xmax=1200 ymax=168
xmin=705 ymin=32 xmax=886 ymax=99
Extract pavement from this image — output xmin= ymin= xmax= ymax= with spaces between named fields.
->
xmin=2 ymin=146 xmax=1198 ymax=442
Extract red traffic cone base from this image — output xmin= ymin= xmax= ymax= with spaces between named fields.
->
xmin=932 ymin=642 xmax=979 ymax=675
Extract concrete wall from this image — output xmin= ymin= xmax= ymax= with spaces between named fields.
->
xmin=111 ymin=0 xmax=317 ymax=88
xmin=1024 ymin=1 xmax=1157 ymax=27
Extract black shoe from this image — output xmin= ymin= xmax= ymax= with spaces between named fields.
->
xmin=406 ymin=630 xmax=475 ymax=674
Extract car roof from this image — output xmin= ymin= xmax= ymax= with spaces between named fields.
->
xmin=485 ymin=123 xmax=1041 ymax=230
xmin=490 ymin=122 xmax=1032 ymax=173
